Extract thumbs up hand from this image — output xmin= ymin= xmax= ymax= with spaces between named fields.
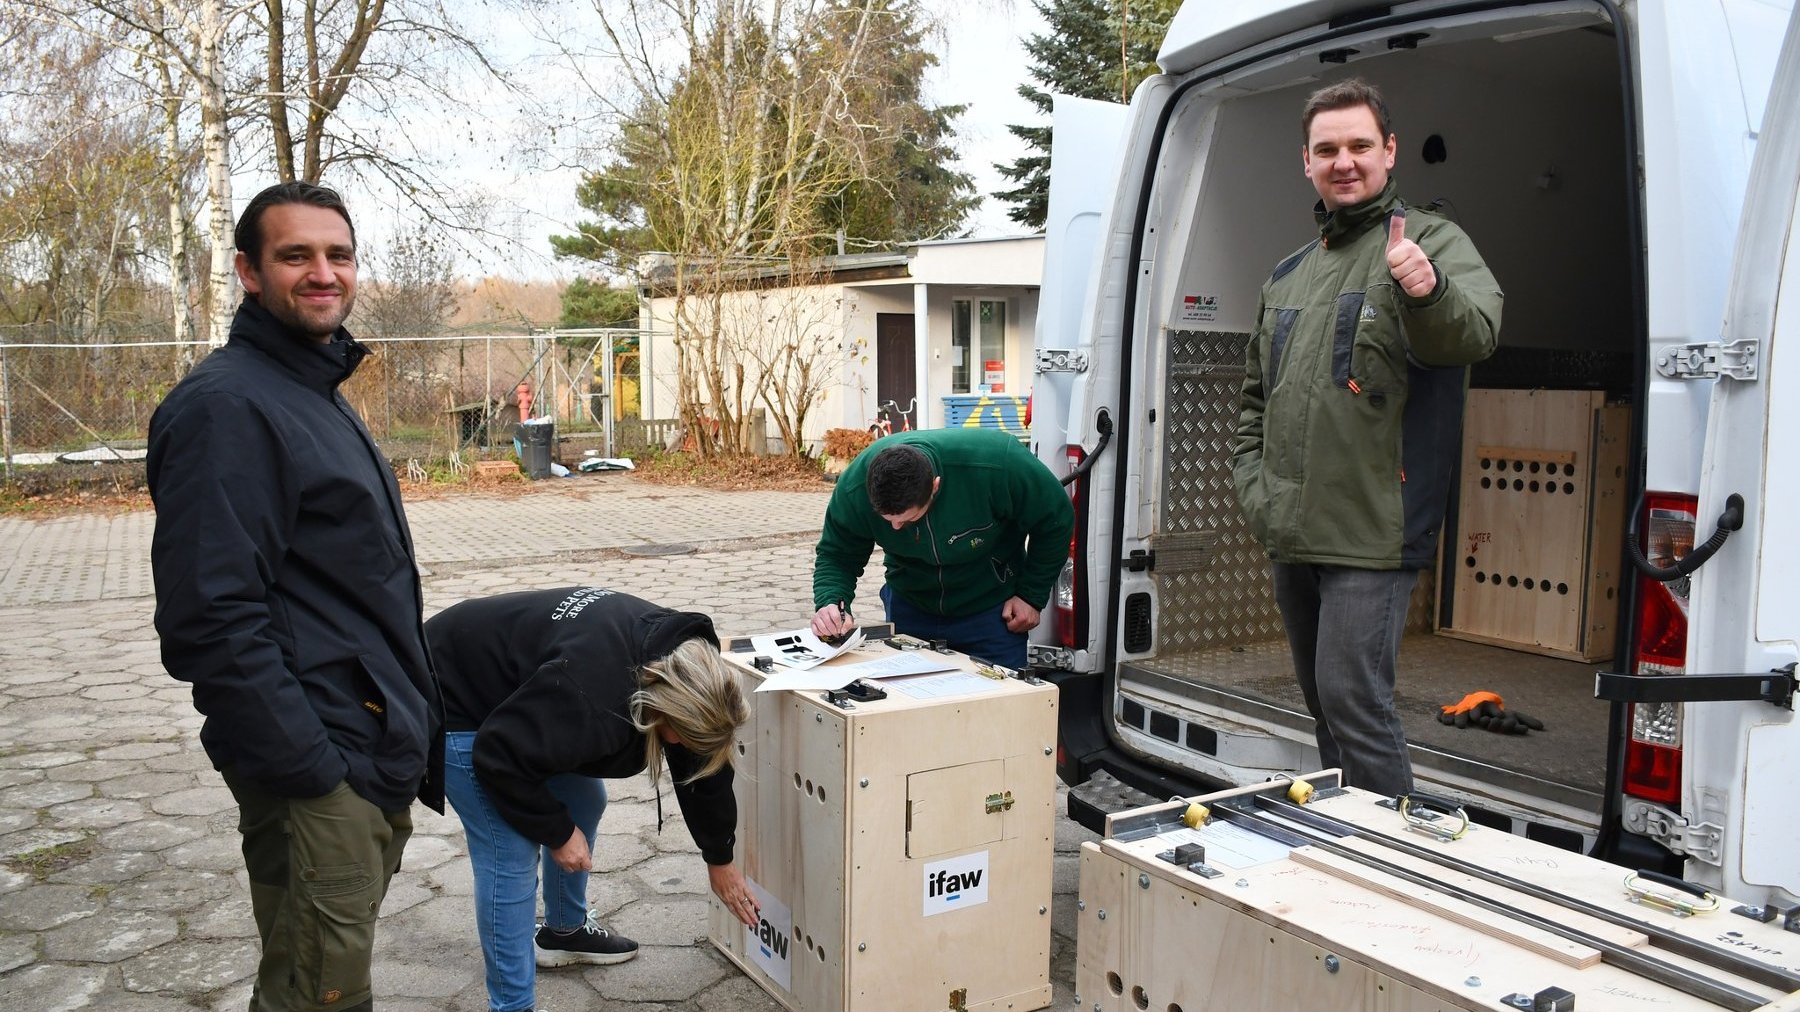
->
xmin=1385 ymin=210 xmax=1437 ymax=298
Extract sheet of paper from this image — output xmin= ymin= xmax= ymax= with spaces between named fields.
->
xmin=886 ymin=670 xmax=1004 ymax=699
xmin=746 ymin=627 xmax=864 ymax=670
xmin=748 ymin=650 xmax=961 ymax=693
xmin=1156 ymin=820 xmax=1292 ymax=869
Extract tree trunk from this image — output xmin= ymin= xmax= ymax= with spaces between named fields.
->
xmin=158 ymin=56 xmax=197 ymax=366
xmin=193 ymin=0 xmax=236 ymax=346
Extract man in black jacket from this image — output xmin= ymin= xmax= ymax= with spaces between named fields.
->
xmin=148 ymin=182 xmax=441 ymax=1012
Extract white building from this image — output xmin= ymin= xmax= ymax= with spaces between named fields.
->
xmin=636 ymin=235 xmax=1043 ymax=451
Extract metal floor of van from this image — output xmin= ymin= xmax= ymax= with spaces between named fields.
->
xmin=1124 ymin=633 xmax=1611 ymax=801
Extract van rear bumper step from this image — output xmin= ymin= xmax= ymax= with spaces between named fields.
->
xmin=1068 ymin=769 xmax=1172 ymax=833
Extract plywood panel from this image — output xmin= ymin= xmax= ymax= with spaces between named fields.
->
xmin=1445 ymin=389 xmax=1627 ymax=660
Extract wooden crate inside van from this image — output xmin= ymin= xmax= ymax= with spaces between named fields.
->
xmin=1439 ymin=389 xmax=1629 ymax=661
xmin=707 ymin=640 xmax=1056 ymax=1012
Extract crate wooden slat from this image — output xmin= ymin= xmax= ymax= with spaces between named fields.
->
xmin=1439 ymin=389 xmax=1629 ymax=661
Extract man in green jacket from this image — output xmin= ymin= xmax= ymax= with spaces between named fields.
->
xmin=813 ymin=428 xmax=1074 ymax=669
xmin=1233 ymin=79 xmax=1502 ymax=797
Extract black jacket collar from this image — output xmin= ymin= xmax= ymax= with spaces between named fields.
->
xmin=1315 ymin=179 xmax=1402 ymax=248
xmin=228 ymin=297 xmax=369 ymax=394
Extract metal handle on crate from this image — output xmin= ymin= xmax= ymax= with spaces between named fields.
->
xmin=1624 ymin=870 xmax=1722 ymax=917
xmin=1399 ymin=792 xmax=1470 ymax=841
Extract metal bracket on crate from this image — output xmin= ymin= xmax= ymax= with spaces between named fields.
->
xmin=887 ymin=633 xmax=930 ymax=650
xmin=1157 ymin=841 xmax=1224 ymax=880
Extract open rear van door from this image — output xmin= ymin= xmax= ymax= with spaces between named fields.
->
xmin=1642 ymin=8 xmax=1800 ymax=903
xmin=1029 ymin=95 xmax=1130 ymax=464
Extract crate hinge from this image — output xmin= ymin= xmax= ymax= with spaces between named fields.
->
xmin=1654 ymin=339 xmax=1758 ymax=381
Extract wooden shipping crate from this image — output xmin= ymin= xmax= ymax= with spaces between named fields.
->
xmin=707 ymin=639 xmax=1057 ymax=1012
xmin=1439 ymin=388 xmax=1630 ymax=661
xmin=1076 ymin=774 xmax=1800 ymax=1011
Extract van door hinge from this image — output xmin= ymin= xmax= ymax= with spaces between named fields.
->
xmin=1035 ymin=348 xmax=1089 ymax=374
xmin=1122 ymin=549 xmax=1155 ymax=573
xmin=1028 ymin=643 xmax=1076 ymax=670
xmin=1623 ymin=799 xmax=1724 ymax=865
xmin=1655 ymin=339 xmax=1758 ymax=381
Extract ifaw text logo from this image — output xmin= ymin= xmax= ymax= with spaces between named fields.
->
xmin=922 ymin=850 xmax=990 ymax=917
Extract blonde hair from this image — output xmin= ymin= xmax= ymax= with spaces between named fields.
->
xmin=630 ymin=637 xmax=749 ymax=785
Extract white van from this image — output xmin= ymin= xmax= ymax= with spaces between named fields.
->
xmin=1030 ymin=0 xmax=1800 ymax=906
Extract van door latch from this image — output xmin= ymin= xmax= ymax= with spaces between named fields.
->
xmin=1035 ymin=348 xmax=1089 ymax=374
xmin=1655 ymin=339 xmax=1758 ymax=381
xmin=1122 ymin=549 xmax=1155 ymax=573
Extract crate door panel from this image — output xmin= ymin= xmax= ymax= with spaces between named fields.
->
xmin=907 ymin=759 xmax=1007 ymax=859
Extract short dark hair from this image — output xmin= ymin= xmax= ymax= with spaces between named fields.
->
xmin=234 ymin=181 xmax=357 ymax=262
xmin=866 ymin=444 xmax=935 ymax=515
xmin=1301 ymin=78 xmax=1392 ymax=144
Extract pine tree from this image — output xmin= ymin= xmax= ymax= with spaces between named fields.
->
xmin=993 ymin=0 xmax=1178 ymax=229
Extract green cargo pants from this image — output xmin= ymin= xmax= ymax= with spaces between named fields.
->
xmin=223 ymin=769 xmax=412 ymax=1011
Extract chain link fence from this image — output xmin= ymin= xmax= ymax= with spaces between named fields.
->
xmin=0 ymin=328 xmax=662 ymax=483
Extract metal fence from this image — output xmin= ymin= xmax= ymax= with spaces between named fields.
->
xmin=0 ymin=329 xmax=658 ymax=480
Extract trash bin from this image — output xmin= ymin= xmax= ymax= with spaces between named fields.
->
xmin=515 ymin=420 xmax=555 ymax=479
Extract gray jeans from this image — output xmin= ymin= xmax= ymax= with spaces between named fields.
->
xmin=1271 ymin=563 xmax=1418 ymax=798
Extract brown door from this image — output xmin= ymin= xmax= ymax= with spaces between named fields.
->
xmin=875 ymin=312 xmax=917 ymax=429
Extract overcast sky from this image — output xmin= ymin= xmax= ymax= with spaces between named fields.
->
xmin=343 ymin=0 xmax=1050 ymax=280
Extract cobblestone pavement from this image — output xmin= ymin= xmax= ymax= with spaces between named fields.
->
xmin=0 ymin=476 xmax=1096 ymax=1011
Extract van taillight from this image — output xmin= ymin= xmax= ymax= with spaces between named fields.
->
xmin=1622 ymin=493 xmax=1696 ymax=804
xmin=1056 ymin=445 xmax=1086 ymax=650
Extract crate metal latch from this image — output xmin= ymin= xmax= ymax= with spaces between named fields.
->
xmin=985 ymin=791 xmax=1016 ymax=814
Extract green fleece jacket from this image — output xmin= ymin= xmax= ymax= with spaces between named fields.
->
xmin=814 ymin=428 xmax=1074 ymax=617
xmin=1233 ymin=181 xmax=1502 ymax=570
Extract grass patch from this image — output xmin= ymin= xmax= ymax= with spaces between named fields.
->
xmin=4 ymin=834 xmax=98 ymax=880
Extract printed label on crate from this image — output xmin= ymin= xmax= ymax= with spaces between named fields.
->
xmin=922 ymin=850 xmax=990 ymax=917
xmin=743 ymin=877 xmax=793 ymax=991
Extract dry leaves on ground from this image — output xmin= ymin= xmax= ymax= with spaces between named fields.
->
xmin=634 ymin=453 xmax=829 ymax=492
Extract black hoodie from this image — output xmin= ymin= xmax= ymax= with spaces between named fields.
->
xmin=148 ymin=298 xmax=442 ymax=813
xmin=426 ymin=587 xmax=737 ymax=863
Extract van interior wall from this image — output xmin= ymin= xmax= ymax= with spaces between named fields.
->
xmin=1169 ymin=25 xmax=1630 ymax=354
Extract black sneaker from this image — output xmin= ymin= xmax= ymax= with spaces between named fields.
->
xmin=534 ymin=912 xmax=639 ymax=967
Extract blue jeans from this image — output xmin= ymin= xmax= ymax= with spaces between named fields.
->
xmin=444 ymin=731 xmax=607 ymax=1012
xmin=881 ymin=585 xmax=1027 ymax=668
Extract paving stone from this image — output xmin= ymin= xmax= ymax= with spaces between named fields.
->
xmin=612 ymin=897 xmax=709 ymax=945
xmin=49 ymin=849 xmax=162 ymax=885
xmin=141 ymin=752 xmax=213 ymax=774
xmin=381 ymin=877 xmax=434 ymax=917
xmin=0 ymin=932 xmax=37 ymax=973
xmin=586 ymin=944 xmax=729 ymax=1002
xmin=93 ymin=731 xmax=184 ymax=756
xmin=583 ymin=870 xmax=637 ymax=920
xmin=71 ymin=669 xmax=140 ymax=687
xmin=0 ymin=866 xmax=31 ymax=894
xmin=119 ymin=937 xmax=259 ymax=994
xmin=425 ymin=854 xmax=474 ymax=897
xmin=96 ymin=817 xmax=207 ymax=853
xmin=148 ymin=785 xmax=234 ymax=817
xmin=0 ymin=779 xmax=91 ymax=808
xmin=161 ymin=831 xmax=242 ymax=871
xmin=0 ymin=825 xmax=92 ymax=860
xmin=0 ymin=882 xmax=103 ymax=931
xmin=591 ymin=833 xmax=654 ymax=873
xmin=395 ymin=832 xmax=458 ymax=871
xmin=47 ymin=760 xmax=143 ymax=784
xmin=696 ymin=974 xmax=787 ymax=1011
xmin=632 ymin=853 xmax=710 ymax=896
xmin=0 ymin=962 xmax=109 ymax=1010
xmin=0 ymin=766 xmax=44 ymax=789
xmin=107 ymin=869 xmax=235 ymax=913
xmin=371 ymin=956 xmax=478 ymax=999
xmin=47 ymin=796 xmax=148 ymax=830
xmin=44 ymin=908 xmax=180 ymax=963
xmin=0 ymin=806 xmax=36 ymax=835
xmin=183 ymin=892 xmax=257 ymax=940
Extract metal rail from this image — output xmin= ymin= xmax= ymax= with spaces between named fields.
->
xmin=1207 ymin=801 xmax=1776 ymax=1011
xmin=1249 ymin=794 xmax=1800 ymax=994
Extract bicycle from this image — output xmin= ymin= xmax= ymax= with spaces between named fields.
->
xmin=867 ymin=398 xmax=917 ymax=439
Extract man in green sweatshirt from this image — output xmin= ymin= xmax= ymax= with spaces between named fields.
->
xmin=1232 ymin=79 xmax=1502 ymax=797
xmin=812 ymin=428 xmax=1074 ymax=669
